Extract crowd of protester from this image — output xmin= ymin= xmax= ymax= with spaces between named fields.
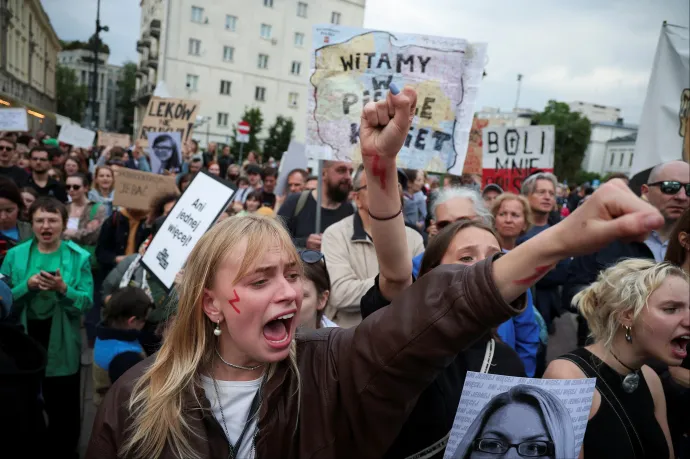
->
xmin=0 ymin=89 xmax=689 ymax=459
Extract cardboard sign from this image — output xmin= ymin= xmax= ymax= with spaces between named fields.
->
xmin=0 ymin=108 xmax=29 ymax=132
xmin=462 ymin=118 xmax=488 ymax=176
xmin=306 ymin=25 xmax=487 ymax=175
xmin=444 ymin=372 xmax=595 ymax=459
xmin=481 ymin=125 xmax=555 ymax=193
xmin=57 ymin=124 xmax=96 ymax=148
xmin=147 ymin=131 xmax=183 ymax=174
xmin=142 ymin=172 xmax=236 ymax=289
xmin=136 ymin=97 xmax=200 ymax=148
xmin=112 ymin=168 xmax=178 ymax=211
xmin=98 ymin=131 xmax=131 ymax=148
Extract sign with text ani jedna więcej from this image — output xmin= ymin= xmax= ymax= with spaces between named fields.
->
xmin=136 ymin=97 xmax=200 ymax=148
xmin=481 ymin=125 xmax=555 ymax=193
xmin=306 ymin=25 xmax=487 ymax=175
xmin=142 ymin=172 xmax=236 ymax=289
xmin=112 ymin=167 xmax=178 ymax=211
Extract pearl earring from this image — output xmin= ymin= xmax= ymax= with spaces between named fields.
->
xmin=214 ymin=320 xmax=222 ymax=336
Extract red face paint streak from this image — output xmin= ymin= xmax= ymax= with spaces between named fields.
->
xmin=228 ymin=289 xmax=241 ymax=314
xmin=372 ymin=155 xmax=387 ymax=190
xmin=514 ymin=265 xmax=552 ymax=285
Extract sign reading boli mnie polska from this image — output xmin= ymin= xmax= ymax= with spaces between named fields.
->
xmin=481 ymin=125 xmax=555 ymax=193
xmin=136 ymin=97 xmax=200 ymax=148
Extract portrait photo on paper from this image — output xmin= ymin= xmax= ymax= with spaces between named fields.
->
xmin=444 ymin=372 xmax=595 ymax=459
xmin=147 ymin=131 xmax=182 ymax=175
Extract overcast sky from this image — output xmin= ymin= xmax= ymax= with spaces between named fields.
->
xmin=42 ymin=0 xmax=688 ymax=123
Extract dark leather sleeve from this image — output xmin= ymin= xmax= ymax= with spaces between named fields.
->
xmin=108 ymin=351 xmax=144 ymax=384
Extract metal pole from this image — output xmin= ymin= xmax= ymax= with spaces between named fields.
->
xmin=206 ymin=120 xmax=209 ymax=145
xmin=514 ymin=73 xmax=523 ymax=110
xmin=238 ymin=142 xmax=244 ymax=165
xmin=92 ymin=0 xmax=101 ymax=128
xmin=315 ymin=160 xmax=323 ymax=234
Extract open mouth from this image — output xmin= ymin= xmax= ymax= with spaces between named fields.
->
xmin=671 ymin=335 xmax=690 ymax=358
xmin=263 ymin=311 xmax=296 ymax=348
xmin=40 ymin=231 xmax=53 ymax=240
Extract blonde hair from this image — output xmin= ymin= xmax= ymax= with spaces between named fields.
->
xmin=491 ymin=193 xmax=534 ymax=235
xmin=121 ymin=215 xmax=302 ymax=459
xmin=93 ymin=165 xmax=114 ymax=195
xmin=573 ymin=259 xmax=689 ymax=350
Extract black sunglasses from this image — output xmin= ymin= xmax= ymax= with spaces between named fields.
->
xmin=299 ymin=249 xmax=325 ymax=265
xmin=0 ymin=146 xmax=13 ymax=152
xmin=648 ymin=181 xmax=690 ymax=197
xmin=65 ymin=185 xmax=82 ymax=191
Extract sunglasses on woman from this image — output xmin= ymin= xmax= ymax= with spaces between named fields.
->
xmin=65 ymin=185 xmax=82 ymax=191
xmin=648 ymin=181 xmax=690 ymax=197
xmin=299 ymin=249 xmax=325 ymax=265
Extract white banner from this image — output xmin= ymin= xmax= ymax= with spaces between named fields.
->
xmin=0 ymin=108 xmax=29 ymax=132
xmin=57 ymin=124 xmax=96 ymax=148
xmin=142 ymin=172 xmax=236 ymax=289
xmin=444 ymin=372 xmax=595 ymax=459
xmin=275 ymin=140 xmax=308 ymax=196
xmin=631 ymin=23 xmax=690 ymax=175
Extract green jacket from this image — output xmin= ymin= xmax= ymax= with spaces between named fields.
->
xmin=0 ymin=238 xmax=93 ymax=377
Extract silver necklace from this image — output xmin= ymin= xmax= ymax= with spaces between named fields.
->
xmin=611 ymin=351 xmax=640 ymax=393
xmin=215 ymin=347 xmax=264 ymax=371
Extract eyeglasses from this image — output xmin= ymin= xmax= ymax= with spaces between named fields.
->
xmin=473 ymin=438 xmax=555 ymax=457
xmin=31 ymin=157 xmax=50 ymax=162
xmin=354 ymin=185 xmax=367 ymax=192
xmin=648 ymin=181 xmax=690 ymax=197
xmin=0 ymin=146 xmax=13 ymax=152
xmin=299 ymin=249 xmax=325 ymax=265
xmin=65 ymin=185 xmax=82 ymax=191
xmin=435 ymin=216 xmax=477 ymax=231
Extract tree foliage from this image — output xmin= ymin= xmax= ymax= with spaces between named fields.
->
xmin=56 ymin=64 xmax=88 ymax=123
xmin=262 ymin=116 xmax=294 ymax=161
xmin=532 ymin=100 xmax=591 ymax=183
xmin=231 ymin=107 xmax=264 ymax=160
xmin=117 ymin=62 xmax=137 ymax=134
xmin=59 ymin=37 xmax=110 ymax=54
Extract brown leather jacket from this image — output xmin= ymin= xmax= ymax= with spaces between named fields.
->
xmin=86 ymin=257 xmax=525 ymax=459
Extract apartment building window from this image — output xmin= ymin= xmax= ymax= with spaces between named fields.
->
xmin=619 ymin=153 xmax=625 ymax=167
xmin=609 ymin=152 xmax=615 ymax=167
xmin=629 ymin=153 xmax=634 ymax=167
xmin=220 ymin=80 xmax=232 ymax=95
xmin=263 ymin=0 xmax=274 ymax=7
xmin=297 ymin=2 xmax=308 ymax=18
xmin=331 ymin=12 xmax=341 ymax=25
xmin=186 ymin=74 xmax=199 ymax=91
xmin=223 ymin=46 xmax=234 ymax=62
xmin=258 ymin=54 xmax=269 ymax=69
xmin=290 ymin=61 xmax=301 ymax=75
xmin=191 ymin=6 xmax=204 ymax=23
xmin=225 ymin=15 xmax=237 ymax=31
xmin=288 ymin=92 xmax=299 ymax=108
xmin=294 ymin=32 xmax=304 ymax=47
xmin=188 ymin=38 xmax=201 ymax=56
xmin=81 ymin=70 xmax=87 ymax=85
xmin=255 ymin=86 xmax=266 ymax=101
xmin=260 ymin=24 xmax=272 ymax=39
xmin=218 ymin=112 xmax=229 ymax=127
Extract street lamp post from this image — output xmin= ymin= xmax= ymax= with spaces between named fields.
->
xmin=87 ymin=0 xmax=108 ymax=129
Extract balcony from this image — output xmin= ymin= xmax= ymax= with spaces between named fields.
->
xmin=135 ymin=83 xmax=154 ymax=103
xmin=150 ymin=19 xmax=161 ymax=39
xmin=141 ymin=33 xmax=152 ymax=48
xmin=136 ymin=40 xmax=146 ymax=53
xmin=145 ymin=55 xmax=158 ymax=70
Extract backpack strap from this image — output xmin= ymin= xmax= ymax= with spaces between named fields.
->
xmin=293 ymin=190 xmax=311 ymax=218
xmin=560 ymin=352 xmax=645 ymax=459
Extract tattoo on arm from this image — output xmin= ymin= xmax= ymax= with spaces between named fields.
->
xmin=514 ymin=265 xmax=553 ymax=285
xmin=229 ymin=289 xmax=241 ymax=314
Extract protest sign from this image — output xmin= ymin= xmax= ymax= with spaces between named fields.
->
xmin=462 ymin=118 xmax=488 ymax=176
xmin=136 ymin=97 xmax=199 ymax=148
xmin=481 ymin=125 xmax=555 ymax=193
xmin=444 ymin=371 xmax=595 ymax=459
xmin=142 ymin=172 xmax=236 ymax=289
xmin=98 ymin=131 xmax=131 ymax=148
xmin=0 ymin=108 xmax=29 ymax=132
xmin=112 ymin=168 xmax=178 ymax=211
xmin=306 ymin=25 xmax=487 ymax=175
xmin=147 ymin=131 xmax=183 ymax=174
xmin=57 ymin=123 xmax=96 ymax=148
xmin=275 ymin=140 xmax=308 ymax=196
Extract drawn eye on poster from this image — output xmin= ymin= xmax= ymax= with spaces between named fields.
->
xmin=306 ymin=25 xmax=487 ymax=175
xmin=444 ymin=372 xmax=595 ymax=459
xmin=147 ymin=131 xmax=183 ymax=175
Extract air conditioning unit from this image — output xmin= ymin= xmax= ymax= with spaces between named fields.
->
xmin=271 ymin=39 xmax=278 ymax=45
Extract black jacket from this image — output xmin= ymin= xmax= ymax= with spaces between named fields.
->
xmin=95 ymin=211 xmax=151 ymax=273
xmin=562 ymin=240 xmax=654 ymax=312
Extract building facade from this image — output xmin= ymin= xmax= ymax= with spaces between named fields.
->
xmin=134 ymin=0 xmax=365 ymax=147
xmin=58 ymin=48 xmax=123 ymax=132
xmin=568 ymin=101 xmax=621 ymax=124
xmin=602 ymin=132 xmax=637 ymax=177
xmin=581 ymin=120 xmax=638 ymax=174
xmin=0 ymin=0 xmax=60 ymax=133
xmin=476 ymin=106 xmax=536 ymax=127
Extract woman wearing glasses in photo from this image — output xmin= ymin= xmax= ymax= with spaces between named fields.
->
xmin=545 ymin=259 xmax=689 ymax=459
xmin=452 ymin=384 xmax=574 ymax=459
xmin=151 ymin=134 xmax=182 ymax=175
xmin=298 ymin=249 xmax=337 ymax=329
xmin=87 ymin=86 xmax=665 ymax=459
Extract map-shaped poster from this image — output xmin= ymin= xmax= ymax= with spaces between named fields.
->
xmin=307 ymin=25 xmax=487 ymax=175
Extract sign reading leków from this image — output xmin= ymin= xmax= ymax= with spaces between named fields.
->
xmin=137 ymin=97 xmax=200 ymax=148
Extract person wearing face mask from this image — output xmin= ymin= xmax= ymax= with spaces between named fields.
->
xmin=545 ymin=259 xmax=688 ymax=459
xmin=296 ymin=249 xmax=338 ymax=329
xmin=0 ymin=178 xmax=33 ymax=265
xmin=226 ymin=163 xmax=241 ymax=184
xmin=1 ymin=197 xmax=93 ymax=459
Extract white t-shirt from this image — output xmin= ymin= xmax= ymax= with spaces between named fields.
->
xmin=67 ymin=217 xmax=80 ymax=230
xmin=201 ymin=375 xmax=262 ymax=459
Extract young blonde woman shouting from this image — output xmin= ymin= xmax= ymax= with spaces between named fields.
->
xmin=87 ymin=85 xmax=665 ymax=459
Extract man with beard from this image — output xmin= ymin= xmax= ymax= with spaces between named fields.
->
xmin=278 ymin=161 xmax=354 ymax=250
xmin=26 ymin=147 xmax=68 ymax=202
